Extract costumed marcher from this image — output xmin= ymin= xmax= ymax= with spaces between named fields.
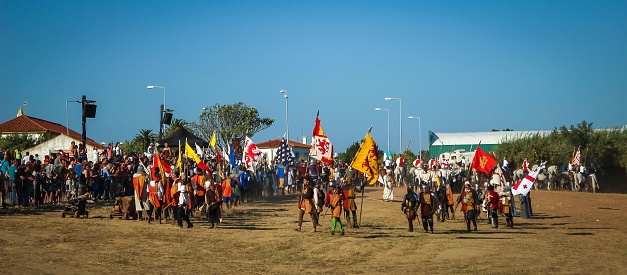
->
xmin=294 ymin=176 xmax=317 ymax=232
xmin=499 ymin=187 xmax=514 ymax=228
xmin=326 ymin=182 xmax=345 ymax=236
xmin=418 ymin=184 xmax=437 ymax=233
xmin=147 ymin=171 xmax=164 ymax=224
xmin=445 ymin=181 xmax=455 ymax=220
xmin=341 ymin=181 xmax=359 ymax=228
xmin=205 ymin=180 xmax=222 ymax=228
xmin=132 ymin=166 xmax=147 ymax=221
xmin=401 ymin=187 xmax=419 ymax=232
xmin=192 ymin=168 xmax=206 ymax=212
xmin=456 ymin=182 xmax=480 ymax=232
xmin=221 ymin=174 xmax=234 ymax=210
xmin=382 ymin=170 xmax=394 ymax=202
xmin=485 ymin=184 xmax=500 ymax=228
xmin=436 ymin=183 xmax=448 ymax=222
xmin=313 ymin=182 xmax=324 ymax=226
xmin=173 ymin=169 xmax=193 ymax=228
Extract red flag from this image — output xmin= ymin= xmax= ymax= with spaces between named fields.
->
xmin=471 ymin=146 xmax=496 ymax=174
xmin=153 ymin=154 xmax=172 ymax=173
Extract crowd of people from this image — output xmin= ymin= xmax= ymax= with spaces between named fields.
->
xmin=0 ymin=141 xmax=526 ymax=235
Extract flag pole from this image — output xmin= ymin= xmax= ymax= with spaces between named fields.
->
xmin=354 ymin=125 xmax=373 ymax=227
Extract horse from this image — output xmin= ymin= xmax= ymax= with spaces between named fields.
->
xmin=394 ymin=164 xmax=406 ymax=188
xmin=541 ymin=165 xmax=559 ymax=191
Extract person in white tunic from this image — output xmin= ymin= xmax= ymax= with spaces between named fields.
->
xmin=383 ymin=170 xmax=394 ymax=202
xmin=174 ymin=170 xmax=193 ymax=228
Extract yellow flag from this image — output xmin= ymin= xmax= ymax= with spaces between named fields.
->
xmin=185 ymin=142 xmax=201 ymax=163
xmin=176 ymin=145 xmax=182 ymax=169
xmin=350 ymin=132 xmax=379 ymax=185
xmin=210 ymin=132 xmax=217 ymax=148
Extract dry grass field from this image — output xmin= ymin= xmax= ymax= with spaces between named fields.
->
xmin=1 ymin=188 xmax=626 ymax=274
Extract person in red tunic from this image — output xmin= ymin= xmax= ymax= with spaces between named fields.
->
xmin=485 ymin=184 xmax=501 ymax=228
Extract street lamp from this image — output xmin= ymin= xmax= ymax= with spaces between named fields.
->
xmin=375 ymin=108 xmax=390 ymax=152
xmin=385 ymin=97 xmax=402 ymax=153
xmin=280 ymin=90 xmax=289 ymax=142
xmin=408 ymin=116 xmax=422 ymax=160
xmin=147 ymin=85 xmax=166 ymax=140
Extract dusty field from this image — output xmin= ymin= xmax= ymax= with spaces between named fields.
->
xmin=1 ymin=188 xmax=626 ymax=275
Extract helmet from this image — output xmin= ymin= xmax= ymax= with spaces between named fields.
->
xmin=421 ymin=185 xmax=430 ymax=192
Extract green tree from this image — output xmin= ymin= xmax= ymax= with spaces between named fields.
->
xmin=132 ymin=129 xmax=157 ymax=153
xmin=0 ymin=132 xmax=50 ymax=154
xmin=190 ymin=102 xmax=274 ymax=150
xmin=337 ymin=140 xmax=384 ymax=165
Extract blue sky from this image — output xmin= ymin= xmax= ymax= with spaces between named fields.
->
xmin=2 ymin=1 xmax=626 ymax=154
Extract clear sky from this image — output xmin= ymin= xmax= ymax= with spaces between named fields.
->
xmin=2 ymin=1 xmax=626 ymax=154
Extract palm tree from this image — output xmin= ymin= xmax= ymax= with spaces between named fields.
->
xmin=133 ymin=129 xmax=157 ymax=152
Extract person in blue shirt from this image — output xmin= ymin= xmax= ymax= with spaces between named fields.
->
xmin=239 ymin=168 xmax=250 ymax=203
xmin=276 ymin=164 xmax=285 ymax=195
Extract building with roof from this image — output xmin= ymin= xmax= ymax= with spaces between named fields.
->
xmin=256 ymin=138 xmax=311 ymax=163
xmin=0 ymin=113 xmax=106 ymax=160
xmin=428 ymin=130 xmax=551 ymax=160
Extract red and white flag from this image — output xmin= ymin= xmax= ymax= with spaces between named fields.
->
xmin=572 ymin=147 xmax=581 ymax=167
xmin=512 ymin=163 xmax=545 ymax=196
xmin=309 ymin=111 xmax=334 ymax=164
xmin=243 ymin=136 xmax=261 ymax=172
xmin=396 ymin=156 xmax=404 ymax=167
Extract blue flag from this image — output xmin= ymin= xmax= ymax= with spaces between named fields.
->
xmin=276 ymin=138 xmax=294 ymax=166
xmin=229 ymin=142 xmax=238 ymax=168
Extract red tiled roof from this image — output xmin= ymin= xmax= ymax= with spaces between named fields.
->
xmin=0 ymin=115 xmax=105 ymax=148
xmin=256 ymin=138 xmax=311 ymax=149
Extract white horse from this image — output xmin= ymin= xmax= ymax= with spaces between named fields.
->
xmin=394 ymin=165 xmax=405 ymax=187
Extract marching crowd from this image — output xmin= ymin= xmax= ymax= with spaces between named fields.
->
xmin=1 ymin=141 xmax=522 ymax=234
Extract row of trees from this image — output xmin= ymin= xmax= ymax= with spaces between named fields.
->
xmin=492 ymin=121 xmax=627 ymax=176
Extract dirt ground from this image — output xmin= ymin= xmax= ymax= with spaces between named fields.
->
xmin=1 ymin=187 xmax=626 ymax=275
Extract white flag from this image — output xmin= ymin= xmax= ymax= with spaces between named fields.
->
xmin=243 ymin=136 xmax=261 ymax=172
xmin=512 ymin=164 xmax=545 ymax=196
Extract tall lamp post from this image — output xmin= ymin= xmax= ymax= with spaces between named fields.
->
xmin=385 ymin=97 xmax=402 ymax=153
xmin=147 ymin=85 xmax=166 ymax=140
xmin=280 ymin=90 xmax=289 ymax=142
xmin=375 ymin=108 xmax=390 ymax=152
xmin=408 ymin=116 xmax=421 ymax=160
